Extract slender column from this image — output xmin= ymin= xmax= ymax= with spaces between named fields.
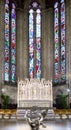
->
xmin=22 ymin=10 xmax=29 ymax=78
xmin=42 ymin=8 xmax=53 ymax=80
xmin=16 ymin=10 xmax=24 ymax=80
xmin=66 ymin=0 xmax=71 ymax=104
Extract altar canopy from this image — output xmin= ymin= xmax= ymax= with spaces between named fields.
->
xmin=17 ymin=78 xmax=53 ymax=108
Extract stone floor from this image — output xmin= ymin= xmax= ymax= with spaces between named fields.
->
xmin=0 ymin=119 xmax=71 ymax=130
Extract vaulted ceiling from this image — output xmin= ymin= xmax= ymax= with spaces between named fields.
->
xmin=15 ymin=0 xmax=54 ymax=9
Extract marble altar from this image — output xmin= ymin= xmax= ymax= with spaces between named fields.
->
xmin=17 ymin=78 xmax=53 ymax=108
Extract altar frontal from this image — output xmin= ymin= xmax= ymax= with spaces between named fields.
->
xmin=17 ymin=78 xmax=53 ymax=108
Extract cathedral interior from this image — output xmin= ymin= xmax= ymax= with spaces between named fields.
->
xmin=0 ymin=0 xmax=71 ymax=129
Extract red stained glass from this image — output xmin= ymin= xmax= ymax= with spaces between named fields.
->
xmin=4 ymin=1 xmax=16 ymax=82
xmin=54 ymin=0 xmax=66 ymax=84
xmin=29 ymin=2 xmax=41 ymax=79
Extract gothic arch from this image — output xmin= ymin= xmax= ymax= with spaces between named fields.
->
xmin=23 ymin=0 xmax=45 ymax=10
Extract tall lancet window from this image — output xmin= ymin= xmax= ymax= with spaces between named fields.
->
xmin=54 ymin=0 xmax=66 ymax=85
xmin=29 ymin=1 xmax=42 ymax=79
xmin=11 ymin=3 xmax=16 ymax=82
xmin=4 ymin=0 xmax=16 ymax=83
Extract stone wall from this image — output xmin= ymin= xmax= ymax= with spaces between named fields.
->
xmin=42 ymin=8 xmax=53 ymax=80
xmin=66 ymin=0 xmax=71 ymax=104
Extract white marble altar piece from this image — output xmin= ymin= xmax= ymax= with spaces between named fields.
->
xmin=17 ymin=78 xmax=53 ymax=108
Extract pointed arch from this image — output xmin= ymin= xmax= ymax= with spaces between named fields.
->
xmin=28 ymin=1 xmax=42 ymax=79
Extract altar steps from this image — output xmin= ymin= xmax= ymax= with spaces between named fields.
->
xmin=45 ymin=109 xmax=55 ymax=120
xmin=17 ymin=108 xmax=55 ymax=120
xmin=17 ymin=109 xmax=26 ymax=119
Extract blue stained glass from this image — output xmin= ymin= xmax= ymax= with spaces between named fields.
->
xmin=4 ymin=0 xmax=10 ymax=81
xmin=29 ymin=2 xmax=41 ymax=79
xmin=61 ymin=0 xmax=66 ymax=82
xmin=61 ymin=0 xmax=64 ymax=3
xmin=4 ymin=1 xmax=16 ymax=83
xmin=5 ymin=62 xmax=9 ymax=81
xmin=11 ymin=64 xmax=16 ymax=82
xmin=36 ymin=9 xmax=41 ymax=79
xmin=54 ymin=0 xmax=66 ymax=84
xmin=54 ymin=2 xmax=59 ymax=84
xmin=54 ymin=2 xmax=58 ymax=8
xmin=11 ymin=3 xmax=16 ymax=82
xmin=29 ymin=9 xmax=34 ymax=78
xmin=11 ymin=50 xmax=16 ymax=64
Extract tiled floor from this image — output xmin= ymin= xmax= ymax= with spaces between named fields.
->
xmin=0 ymin=119 xmax=71 ymax=130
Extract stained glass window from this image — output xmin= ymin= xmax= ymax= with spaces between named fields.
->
xmin=60 ymin=0 xmax=66 ymax=83
xmin=29 ymin=9 xmax=34 ymax=78
xmin=4 ymin=0 xmax=16 ymax=83
xmin=29 ymin=2 xmax=41 ymax=79
xmin=36 ymin=9 xmax=41 ymax=79
xmin=54 ymin=0 xmax=66 ymax=85
xmin=5 ymin=0 xmax=10 ymax=81
xmin=11 ymin=3 xmax=16 ymax=82
xmin=54 ymin=1 xmax=59 ymax=84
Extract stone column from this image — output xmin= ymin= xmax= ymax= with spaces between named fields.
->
xmin=42 ymin=8 xmax=53 ymax=80
xmin=22 ymin=10 xmax=29 ymax=78
xmin=66 ymin=0 xmax=71 ymax=104
xmin=47 ymin=8 xmax=54 ymax=81
xmin=42 ymin=9 xmax=47 ymax=79
xmin=16 ymin=10 xmax=24 ymax=80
